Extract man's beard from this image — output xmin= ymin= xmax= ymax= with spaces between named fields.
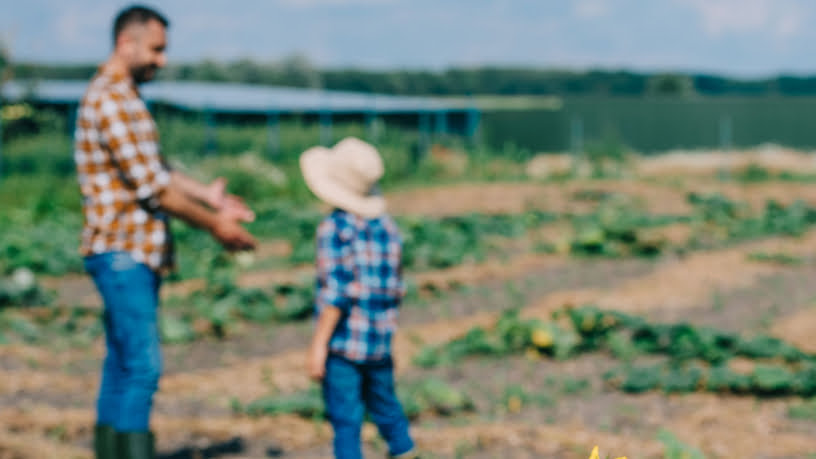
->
xmin=131 ymin=64 xmax=158 ymax=84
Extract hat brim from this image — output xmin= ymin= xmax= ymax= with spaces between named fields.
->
xmin=300 ymin=146 xmax=386 ymax=219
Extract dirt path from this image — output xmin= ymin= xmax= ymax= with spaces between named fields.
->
xmin=4 ymin=388 xmax=815 ymax=459
xmin=387 ymin=179 xmax=816 ymax=218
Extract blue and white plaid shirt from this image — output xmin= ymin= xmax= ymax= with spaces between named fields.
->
xmin=315 ymin=209 xmax=405 ymax=362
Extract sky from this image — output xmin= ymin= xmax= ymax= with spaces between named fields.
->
xmin=1 ymin=0 xmax=815 ymax=77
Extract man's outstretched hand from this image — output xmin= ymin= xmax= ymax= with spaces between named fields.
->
xmin=211 ymin=211 xmax=256 ymax=251
xmin=206 ymin=178 xmax=256 ymax=223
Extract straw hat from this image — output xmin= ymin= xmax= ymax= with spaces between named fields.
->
xmin=299 ymin=137 xmax=387 ymax=218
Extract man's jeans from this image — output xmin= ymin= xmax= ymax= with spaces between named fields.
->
xmin=323 ymin=354 xmax=414 ymax=459
xmin=84 ymin=252 xmax=162 ymax=432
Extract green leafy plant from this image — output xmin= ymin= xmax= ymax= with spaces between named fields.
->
xmin=657 ymin=430 xmax=705 ymax=459
xmin=236 ymin=378 xmax=472 ymax=420
xmin=421 ymin=304 xmax=816 ymax=397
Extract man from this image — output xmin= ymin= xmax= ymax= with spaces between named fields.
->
xmin=74 ymin=5 xmax=256 ymax=459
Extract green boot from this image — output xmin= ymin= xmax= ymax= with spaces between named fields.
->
xmin=117 ymin=431 xmax=155 ymax=459
xmin=93 ymin=424 xmax=117 ymax=459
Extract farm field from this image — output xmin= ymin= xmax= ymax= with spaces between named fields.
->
xmin=4 ymin=142 xmax=816 ymax=458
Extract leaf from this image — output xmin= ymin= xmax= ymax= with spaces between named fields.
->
xmin=160 ymin=315 xmax=196 ymax=344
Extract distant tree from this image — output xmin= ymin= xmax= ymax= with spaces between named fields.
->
xmin=0 ymin=39 xmax=9 ymax=84
xmin=227 ymin=58 xmax=264 ymax=84
xmin=1 ymin=40 xmax=9 ymax=106
xmin=13 ymin=62 xmax=95 ymax=80
xmin=191 ymin=59 xmax=229 ymax=82
xmin=647 ymin=73 xmax=695 ymax=97
xmin=278 ymin=54 xmax=321 ymax=88
xmin=775 ymin=76 xmax=816 ymax=95
xmin=10 ymin=56 xmax=816 ymax=98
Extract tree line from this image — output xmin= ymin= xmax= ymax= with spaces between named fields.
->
xmin=7 ymin=54 xmax=816 ymax=97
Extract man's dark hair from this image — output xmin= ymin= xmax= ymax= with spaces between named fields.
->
xmin=112 ymin=5 xmax=169 ymax=45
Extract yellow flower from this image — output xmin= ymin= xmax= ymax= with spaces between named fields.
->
xmin=588 ymin=446 xmax=627 ymax=459
xmin=506 ymin=395 xmax=522 ymax=413
xmin=531 ymin=328 xmax=553 ymax=347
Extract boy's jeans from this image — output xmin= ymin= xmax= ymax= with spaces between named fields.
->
xmin=323 ymin=354 xmax=414 ymax=459
xmin=84 ymin=252 xmax=162 ymax=432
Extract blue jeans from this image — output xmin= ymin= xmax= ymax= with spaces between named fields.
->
xmin=323 ymin=354 xmax=414 ymax=459
xmin=84 ymin=252 xmax=162 ymax=433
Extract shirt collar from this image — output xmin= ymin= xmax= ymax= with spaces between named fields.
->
xmin=97 ymin=63 xmax=138 ymax=94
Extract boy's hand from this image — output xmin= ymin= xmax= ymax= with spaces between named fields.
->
xmin=308 ymin=342 xmax=328 ymax=381
xmin=308 ymin=306 xmax=341 ymax=381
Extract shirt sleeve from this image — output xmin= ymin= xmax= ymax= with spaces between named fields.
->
xmin=97 ymin=90 xmax=170 ymax=209
xmin=316 ymin=218 xmax=355 ymax=314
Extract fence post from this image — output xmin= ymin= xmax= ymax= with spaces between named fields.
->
xmin=717 ymin=114 xmax=733 ymax=180
xmin=418 ymin=110 xmax=431 ymax=157
xmin=320 ymin=109 xmax=332 ymax=147
xmin=365 ymin=110 xmax=380 ymax=143
xmin=204 ymin=105 xmax=216 ymax=154
xmin=67 ymin=103 xmax=78 ymax=138
xmin=267 ymin=110 xmax=280 ymax=158
xmin=365 ymin=95 xmax=379 ymax=142
xmin=719 ymin=115 xmax=732 ymax=151
xmin=466 ymin=105 xmax=480 ymax=148
xmin=570 ymin=116 xmax=584 ymax=175
xmin=435 ymin=109 xmax=448 ymax=139
xmin=0 ymin=101 xmax=4 ymax=179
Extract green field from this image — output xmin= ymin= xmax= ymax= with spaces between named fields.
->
xmin=480 ymin=96 xmax=816 ymax=153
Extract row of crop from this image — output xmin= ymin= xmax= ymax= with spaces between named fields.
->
xmin=234 ymin=378 xmax=474 ymax=421
xmin=566 ymin=192 xmax=816 ymax=257
xmin=4 ymin=192 xmax=815 ymax=318
xmin=0 ymin=303 xmax=102 ymax=346
xmin=415 ymin=305 xmax=816 ymax=397
xmin=5 ymin=194 xmax=816 ymax=344
xmin=246 ymin=204 xmax=559 ymax=268
xmin=0 ymin=201 xmax=558 ymax=280
xmin=161 ymin=190 xmax=812 ymax=282
xmin=6 ymin=189 xmax=814 ymax=281
xmin=0 ymin=247 xmax=461 ymax=346
xmin=238 ymin=190 xmax=816 ymax=266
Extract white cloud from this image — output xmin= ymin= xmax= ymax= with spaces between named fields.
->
xmin=574 ymin=0 xmax=610 ymax=19
xmin=677 ymin=0 xmax=805 ymax=39
xmin=774 ymin=11 xmax=803 ymax=39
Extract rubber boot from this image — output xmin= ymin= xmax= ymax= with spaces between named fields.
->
xmin=93 ymin=424 xmax=117 ymax=459
xmin=117 ymin=431 xmax=155 ymax=459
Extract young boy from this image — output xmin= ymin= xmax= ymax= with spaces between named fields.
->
xmin=300 ymin=137 xmax=417 ymax=459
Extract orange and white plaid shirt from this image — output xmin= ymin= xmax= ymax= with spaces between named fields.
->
xmin=74 ymin=65 xmax=173 ymax=271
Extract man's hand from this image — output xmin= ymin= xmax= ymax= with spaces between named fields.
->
xmin=308 ymin=342 xmax=328 ymax=381
xmin=221 ymin=195 xmax=256 ymax=223
xmin=211 ymin=212 xmax=256 ymax=251
xmin=204 ymin=177 xmax=228 ymax=209
xmin=205 ymin=178 xmax=255 ymax=223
